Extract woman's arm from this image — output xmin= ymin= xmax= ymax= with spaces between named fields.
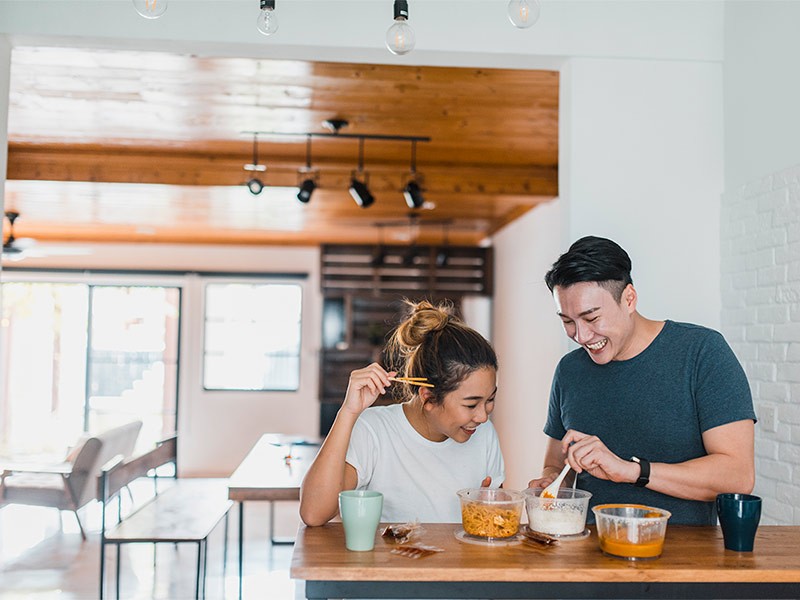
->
xmin=299 ymin=363 xmax=395 ymax=526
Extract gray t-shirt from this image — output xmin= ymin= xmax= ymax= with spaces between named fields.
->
xmin=544 ymin=320 xmax=756 ymax=525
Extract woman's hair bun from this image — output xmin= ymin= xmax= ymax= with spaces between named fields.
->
xmin=394 ymin=300 xmax=453 ymax=348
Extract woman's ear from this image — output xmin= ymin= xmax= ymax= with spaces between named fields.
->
xmin=419 ymin=387 xmax=434 ymax=406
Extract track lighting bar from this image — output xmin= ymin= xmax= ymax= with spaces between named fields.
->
xmin=241 ymin=125 xmax=429 ymax=207
xmin=242 ymin=130 xmax=430 ymax=144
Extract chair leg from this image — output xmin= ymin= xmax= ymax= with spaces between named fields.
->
xmin=116 ymin=544 xmax=121 ymax=600
xmin=73 ymin=509 xmax=87 ymax=541
xmin=99 ymin=540 xmax=106 ymax=599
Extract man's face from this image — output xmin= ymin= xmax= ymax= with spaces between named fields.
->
xmin=552 ymin=281 xmax=637 ymax=364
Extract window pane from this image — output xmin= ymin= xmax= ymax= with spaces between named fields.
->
xmin=0 ymin=283 xmax=88 ymax=457
xmin=87 ymin=286 xmax=180 ymax=452
xmin=203 ymin=283 xmax=302 ymax=391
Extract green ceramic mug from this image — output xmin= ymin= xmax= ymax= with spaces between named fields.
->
xmin=338 ymin=490 xmax=383 ymax=551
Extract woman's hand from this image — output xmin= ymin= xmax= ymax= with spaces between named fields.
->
xmin=528 ymin=467 xmax=560 ymax=490
xmin=340 ymin=363 xmax=396 ymax=417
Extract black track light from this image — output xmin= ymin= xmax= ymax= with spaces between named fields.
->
xmin=297 ymin=178 xmax=316 ymax=203
xmin=349 ymin=178 xmax=374 ymax=208
xmin=247 ymin=178 xmax=264 ymax=195
xmin=403 ymin=180 xmax=425 ymax=209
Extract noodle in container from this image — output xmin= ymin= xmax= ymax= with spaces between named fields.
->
xmin=457 ymin=488 xmax=524 ymax=539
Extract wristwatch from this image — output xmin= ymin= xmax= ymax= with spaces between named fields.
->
xmin=630 ymin=456 xmax=650 ymax=488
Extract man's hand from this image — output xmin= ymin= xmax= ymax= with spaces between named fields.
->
xmin=562 ymin=429 xmax=639 ymax=484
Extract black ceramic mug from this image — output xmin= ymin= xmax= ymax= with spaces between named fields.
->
xmin=716 ymin=493 xmax=762 ymax=552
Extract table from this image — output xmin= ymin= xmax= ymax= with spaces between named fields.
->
xmin=291 ymin=523 xmax=800 ymax=599
xmin=228 ymin=433 xmax=320 ymax=599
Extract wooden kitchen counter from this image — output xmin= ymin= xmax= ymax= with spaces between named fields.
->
xmin=291 ymin=523 xmax=800 ymax=599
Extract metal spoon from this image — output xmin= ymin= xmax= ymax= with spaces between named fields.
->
xmin=541 ymin=463 xmax=571 ymax=499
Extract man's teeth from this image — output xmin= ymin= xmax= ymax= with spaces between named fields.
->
xmin=586 ymin=339 xmax=608 ymax=350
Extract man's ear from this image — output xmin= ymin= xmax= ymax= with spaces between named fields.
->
xmin=623 ymin=283 xmax=637 ymax=313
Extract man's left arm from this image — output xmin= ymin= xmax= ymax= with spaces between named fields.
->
xmin=642 ymin=419 xmax=755 ymax=502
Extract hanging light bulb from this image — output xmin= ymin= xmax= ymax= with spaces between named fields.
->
xmin=386 ymin=0 xmax=415 ymax=55
xmin=256 ymin=0 xmax=279 ymax=36
xmin=507 ymin=0 xmax=540 ymax=29
xmin=132 ymin=0 xmax=167 ymax=19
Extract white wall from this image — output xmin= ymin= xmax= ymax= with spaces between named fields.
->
xmin=722 ymin=1 xmax=800 ymax=525
xmin=0 ymin=1 xmax=723 ymax=69
xmin=491 ymin=54 xmax=725 ymax=484
xmin=720 ymin=166 xmax=800 ymax=524
xmin=491 ymin=199 xmax=564 ymax=490
xmin=724 ymin=1 xmax=800 ymax=192
xmin=562 ymin=57 xmax=723 ymax=328
xmin=0 ymin=35 xmax=9 ymax=246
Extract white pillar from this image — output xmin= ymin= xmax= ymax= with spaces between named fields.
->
xmin=0 ymin=35 xmax=9 ymax=229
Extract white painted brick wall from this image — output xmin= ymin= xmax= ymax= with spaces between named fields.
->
xmin=721 ymin=164 xmax=800 ymax=525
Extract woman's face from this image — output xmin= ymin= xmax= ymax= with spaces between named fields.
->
xmin=424 ymin=366 xmax=497 ymax=443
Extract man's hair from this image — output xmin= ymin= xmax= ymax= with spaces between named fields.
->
xmin=544 ymin=236 xmax=633 ymax=301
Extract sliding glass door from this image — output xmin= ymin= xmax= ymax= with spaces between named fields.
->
xmin=0 ymin=280 xmax=180 ymax=459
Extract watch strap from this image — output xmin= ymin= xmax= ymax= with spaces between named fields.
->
xmin=631 ymin=456 xmax=650 ymax=488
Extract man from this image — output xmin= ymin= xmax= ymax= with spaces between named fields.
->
xmin=529 ymin=236 xmax=756 ymax=525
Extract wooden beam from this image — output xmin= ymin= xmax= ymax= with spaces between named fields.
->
xmin=7 ymin=144 xmax=558 ymax=197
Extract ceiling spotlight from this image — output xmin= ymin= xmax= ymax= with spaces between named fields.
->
xmin=296 ymin=135 xmax=317 ymax=203
xmin=132 ymin=0 xmax=167 ymax=19
xmin=403 ymin=180 xmax=424 ymax=209
xmin=247 ymin=178 xmax=264 ymax=195
xmin=256 ymin=0 xmax=279 ymax=36
xmin=350 ymin=178 xmax=374 ymax=208
xmin=350 ymin=138 xmax=374 ymax=208
xmin=404 ymin=141 xmax=425 ymax=208
xmin=297 ymin=178 xmax=316 ymax=203
xmin=386 ymin=0 xmax=415 ymax=55
xmin=507 ymin=0 xmax=540 ymax=29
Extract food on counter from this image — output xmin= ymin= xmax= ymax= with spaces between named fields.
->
xmin=599 ymin=535 xmax=664 ymax=559
xmin=528 ymin=504 xmax=586 ymax=535
xmin=524 ymin=488 xmax=592 ymax=537
xmin=461 ymin=501 xmax=521 ymax=538
xmin=457 ymin=488 xmax=525 ymax=540
xmin=592 ymin=504 xmax=671 ymax=560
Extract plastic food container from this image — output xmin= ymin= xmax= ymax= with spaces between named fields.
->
xmin=524 ymin=488 xmax=592 ymax=536
xmin=592 ymin=504 xmax=671 ymax=560
xmin=457 ymin=488 xmax=524 ymax=539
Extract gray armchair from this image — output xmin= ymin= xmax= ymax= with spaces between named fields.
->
xmin=0 ymin=420 xmax=143 ymax=540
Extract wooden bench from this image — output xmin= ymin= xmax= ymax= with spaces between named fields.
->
xmin=98 ymin=436 xmax=233 ymax=599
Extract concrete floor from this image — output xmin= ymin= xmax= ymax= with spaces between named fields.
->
xmin=0 ymin=488 xmax=305 ymax=600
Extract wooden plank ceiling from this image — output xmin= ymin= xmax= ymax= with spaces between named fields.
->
xmin=3 ymin=46 xmax=559 ymax=249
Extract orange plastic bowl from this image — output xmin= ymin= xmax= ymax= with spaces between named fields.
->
xmin=592 ymin=504 xmax=671 ymax=560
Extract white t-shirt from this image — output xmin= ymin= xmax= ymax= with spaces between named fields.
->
xmin=345 ymin=403 xmax=505 ymax=523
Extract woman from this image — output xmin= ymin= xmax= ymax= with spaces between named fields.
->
xmin=300 ymin=299 xmax=504 ymax=525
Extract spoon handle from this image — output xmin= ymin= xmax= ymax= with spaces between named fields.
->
xmin=542 ymin=463 xmax=571 ymax=498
